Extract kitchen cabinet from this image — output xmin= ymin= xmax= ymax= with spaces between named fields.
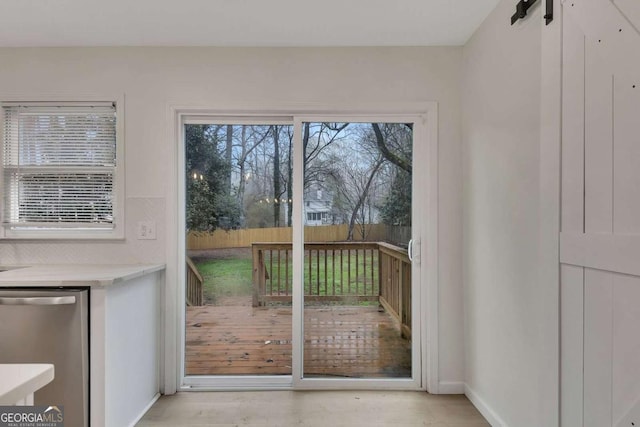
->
xmin=0 ymin=264 xmax=165 ymax=427
xmin=0 ymin=364 xmax=54 ymax=405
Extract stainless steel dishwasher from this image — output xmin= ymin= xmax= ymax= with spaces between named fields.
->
xmin=0 ymin=288 xmax=89 ymax=427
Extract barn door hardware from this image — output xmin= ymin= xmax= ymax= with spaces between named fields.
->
xmin=511 ymin=0 xmax=553 ymax=25
xmin=544 ymin=0 xmax=553 ymax=25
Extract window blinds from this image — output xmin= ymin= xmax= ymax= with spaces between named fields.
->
xmin=2 ymin=104 xmax=117 ymax=229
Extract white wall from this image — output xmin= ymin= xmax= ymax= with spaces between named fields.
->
xmin=462 ymin=1 xmax=550 ymax=425
xmin=0 ymin=47 xmax=464 ymax=389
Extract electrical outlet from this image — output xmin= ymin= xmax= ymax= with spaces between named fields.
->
xmin=137 ymin=221 xmax=157 ymax=240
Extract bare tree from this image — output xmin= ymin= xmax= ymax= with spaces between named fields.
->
xmin=341 ymin=156 xmax=384 ymax=240
xmin=234 ymin=125 xmax=270 ymax=211
xmin=303 ymin=122 xmax=349 ymax=190
xmin=371 ymin=123 xmax=412 ymax=173
xmin=225 ymin=125 xmax=234 ymax=192
xmin=272 ymin=125 xmax=281 ymax=226
xmin=284 ymin=126 xmax=294 ymax=226
xmin=189 ymin=121 xmax=410 ymax=233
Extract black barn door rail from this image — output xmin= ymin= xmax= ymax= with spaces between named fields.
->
xmin=511 ymin=0 xmax=553 ymax=25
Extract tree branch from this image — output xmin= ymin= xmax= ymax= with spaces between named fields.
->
xmin=347 ymin=158 xmax=384 ymax=240
xmin=371 ymin=123 xmax=412 ymax=173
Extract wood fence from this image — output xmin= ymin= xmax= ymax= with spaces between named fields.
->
xmin=187 ymin=223 xmax=406 ymax=250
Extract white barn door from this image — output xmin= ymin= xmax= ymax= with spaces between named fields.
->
xmin=561 ymin=1 xmax=640 ymax=426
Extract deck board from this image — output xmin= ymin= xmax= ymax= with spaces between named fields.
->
xmin=185 ymin=298 xmax=411 ymax=378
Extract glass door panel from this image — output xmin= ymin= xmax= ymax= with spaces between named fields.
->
xmin=184 ymin=123 xmax=294 ymax=377
xmin=301 ymin=122 xmax=413 ymax=379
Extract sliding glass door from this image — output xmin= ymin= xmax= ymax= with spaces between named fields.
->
xmin=181 ymin=113 xmax=425 ymax=389
xmin=183 ymin=120 xmax=294 ymax=381
xmin=299 ymin=121 xmax=413 ymax=380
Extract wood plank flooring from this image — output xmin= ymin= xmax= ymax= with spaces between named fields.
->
xmin=137 ymin=391 xmax=491 ymax=426
xmin=185 ymin=297 xmax=411 ymax=377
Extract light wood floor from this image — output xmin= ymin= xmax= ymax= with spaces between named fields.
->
xmin=136 ymin=391 xmax=490 ymax=426
xmin=185 ymin=300 xmax=411 ymax=377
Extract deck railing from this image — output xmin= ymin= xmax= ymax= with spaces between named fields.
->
xmin=252 ymin=241 xmax=411 ymax=336
xmin=186 ymin=256 xmax=204 ymax=306
xmin=378 ymin=242 xmax=412 ymax=339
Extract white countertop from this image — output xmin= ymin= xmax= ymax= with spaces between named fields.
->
xmin=0 ymin=364 xmax=54 ymax=405
xmin=0 ymin=264 xmax=165 ymax=287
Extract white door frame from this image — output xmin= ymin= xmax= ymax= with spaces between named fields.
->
xmin=166 ymin=103 xmax=439 ymax=393
xmin=539 ymin=0 xmax=562 ymax=423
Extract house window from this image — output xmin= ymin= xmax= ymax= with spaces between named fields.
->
xmin=307 ymin=212 xmax=327 ymax=222
xmin=1 ymin=102 xmax=123 ymax=238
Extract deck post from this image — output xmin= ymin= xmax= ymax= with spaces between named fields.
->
xmin=252 ymin=245 xmax=263 ymax=307
xmin=398 ymin=258 xmax=403 ymax=333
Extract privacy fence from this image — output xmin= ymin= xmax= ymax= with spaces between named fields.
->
xmin=187 ymin=224 xmax=410 ymax=250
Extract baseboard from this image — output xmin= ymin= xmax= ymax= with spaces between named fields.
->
xmin=438 ymin=381 xmax=465 ymax=394
xmin=127 ymin=392 xmax=161 ymax=427
xmin=464 ymin=384 xmax=506 ymax=427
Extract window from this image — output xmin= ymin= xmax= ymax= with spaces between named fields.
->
xmin=307 ymin=212 xmax=326 ymax=222
xmin=1 ymin=102 xmax=123 ymax=238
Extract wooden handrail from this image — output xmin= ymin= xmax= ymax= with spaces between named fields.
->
xmin=378 ymin=242 xmax=411 ymax=263
xmin=251 ymin=241 xmax=411 ymax=337
xmin=251 ymin=242 xmax=380 ymax=250
xmin=186 ymin=256 xmax=204 ymax=306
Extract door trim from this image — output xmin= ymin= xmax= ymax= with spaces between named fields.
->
xmin=540 ymin=0 xmax=562 ymax=424
xmin=167 ymin=102 xmax=439 ymax=393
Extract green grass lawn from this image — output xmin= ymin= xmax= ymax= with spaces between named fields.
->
xmin=302 ymin=252 xmax=379 ymax=296
xmin=260 ymin=252 xmax=379 ymax=296
xmin=195 ymin=251 xmax=380 ymax=304
xmin=195 ymin=258 xmax=253 ymax=304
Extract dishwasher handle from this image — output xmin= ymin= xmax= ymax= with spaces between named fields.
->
xmin=0 ymin=296 xmax=76 ymax=306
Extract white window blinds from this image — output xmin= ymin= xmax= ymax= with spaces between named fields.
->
xmin=2 ymin=103 xmax=117 ymax=230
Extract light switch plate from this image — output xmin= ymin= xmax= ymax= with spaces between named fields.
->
xmin=136 ymin=221 xmax=157 ymax=240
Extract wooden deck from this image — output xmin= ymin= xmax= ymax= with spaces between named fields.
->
xmin=185 ymin=297 xmax=411 ymax=378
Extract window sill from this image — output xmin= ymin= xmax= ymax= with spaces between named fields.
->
xmin=1 ymin=227 xmax=125 ymax=241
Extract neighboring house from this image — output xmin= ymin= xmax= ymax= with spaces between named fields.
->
xmin=303 ymin=188 xmax=333 ymax=226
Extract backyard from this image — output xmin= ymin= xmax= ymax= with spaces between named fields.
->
xmin=188 ymin=246 xmax=381 ymax=306
xmin=189 ymin=248 xmax=253 ymax=305
xmin=184 ymin=121 xmax=414 ymax=377
xmin=184 ymin=245 xmax=412 ymax=377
